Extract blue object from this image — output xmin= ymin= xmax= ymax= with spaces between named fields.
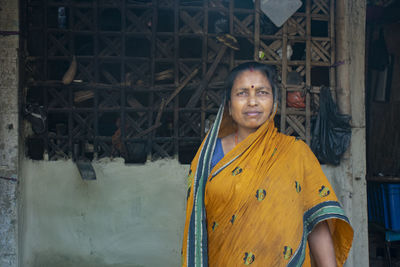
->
xmin=368 ymin=182 xmax=386 ymax=225
xmin=58 ymin=7 xmax=66 ymax=29
xmin=367 ymin=182 xmax=400 ymax=267
xmin=367 ymin=182 xmax=400 ymax=232
xmin=386 ymin=230 xmax=400 ymax=242
xmin=382 ymin=184 xmax=400 ymax=231
xmin=210 ymin=138 xmax=224 ymax=171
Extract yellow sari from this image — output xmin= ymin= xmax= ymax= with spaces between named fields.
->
xmin=182 ymin=103 xmax=353 ymax=267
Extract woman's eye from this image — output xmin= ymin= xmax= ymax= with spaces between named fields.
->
xmin=237 ymin=91 xmax=247 ymax=96
xmin=258 ymin=91 xmax=270 ymax=95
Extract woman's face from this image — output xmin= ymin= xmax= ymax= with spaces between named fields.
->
xmin=229 ymin=70 xmax=274 ymax=132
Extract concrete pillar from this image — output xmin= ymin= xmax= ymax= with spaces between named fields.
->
xmin=335 ymin=0 xmax=368 ymax=266
xmin=0 ymin=0 xmax=20 ymax=266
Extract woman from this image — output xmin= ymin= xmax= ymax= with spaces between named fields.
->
xmin=182 ymin=62 xmax=353 ymax=266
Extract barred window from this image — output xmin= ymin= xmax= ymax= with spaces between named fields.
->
xmin=23 ymin=0 xmax=335 ymax=163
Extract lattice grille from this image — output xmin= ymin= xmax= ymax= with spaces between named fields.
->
xmin=23 ymin=0 xmax=336 ymax=163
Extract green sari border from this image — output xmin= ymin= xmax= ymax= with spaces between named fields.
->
xmin=287 ymin=201 xmax=350 ymax=267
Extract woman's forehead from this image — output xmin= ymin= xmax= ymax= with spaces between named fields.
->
xmin=233 ymin=70 xmax=272 ymax=87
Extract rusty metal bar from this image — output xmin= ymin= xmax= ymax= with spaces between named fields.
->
xmin=280 ymin=22 xmax=288 ymax=134
xmin=229 ymin=0 xmax=234 ymax=68
xmin=305 ymin=0 xmax=312 ymax=144
xmin=200 ymin=0 xmax=209 ymax=141
xmin=121 ymin=2 xmax=127 ymax=147
xmin=148 ymin=0 xmax=157 ymax=160
xmin=329 ymin=0 xmax=336 ymax=101
xmin=174 ymin=0 xmax=180 ymax=156
xmin=254 ymin=0 xmax=260 ymax=61
xmin=93 ymin=0 xmax=99 ymax=159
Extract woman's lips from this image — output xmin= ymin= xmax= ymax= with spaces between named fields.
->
xmin=245 ymin=111 xmax=261 ymax=117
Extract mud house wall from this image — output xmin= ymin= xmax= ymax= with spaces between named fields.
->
xmin=17 ymin=157 xmax=351 ymax=267
xmin=16 ymin=158 xmax=357 ymax=267
xmin=19 ymin=159 xmax=188 ymax=267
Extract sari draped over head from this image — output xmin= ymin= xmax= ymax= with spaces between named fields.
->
xmin=182 ymin=102 xmax=353 ymax=267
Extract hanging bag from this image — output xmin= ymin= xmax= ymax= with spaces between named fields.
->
xmin=311 ymin=86 xmax=351 ymax=165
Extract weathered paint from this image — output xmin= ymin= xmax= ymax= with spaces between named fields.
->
xmin=19 ymin=159 xmax=188 ymax=267
xmin=0 ymin=179 xmax=18 ymax=267
xmin=0 ymin=0 xmax=19 ymax=266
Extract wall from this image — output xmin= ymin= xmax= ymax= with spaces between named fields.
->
xmin=16 ymin=160 xmax=363 ymax=267
xmin=0 ymin=0 xmax=20 ymax=266
xmin=335 ymin=0 xmax=368 ymax=266
xmin=19 ymin=159 xmax=188 ymax=267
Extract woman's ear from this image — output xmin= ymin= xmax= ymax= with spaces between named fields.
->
xmin=228 ymin=101 xmax=232 ymax=116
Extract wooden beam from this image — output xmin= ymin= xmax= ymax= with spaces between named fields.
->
xmin=186 ymin=45 xmax=227 ymax=108
xmin=165 ymin=67 xmax=199 ymax=106
xmin=305 ymin=0 xmax=311 ymax=145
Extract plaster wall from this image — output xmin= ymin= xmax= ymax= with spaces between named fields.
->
xmin=19 ymin=159 xmax=188 ymax=267
xmin=334 ymin=0 xmax=368 ymax=266
xmin=18 ymin=160 xmax=352 ymax=267
xmin=0 ymin=0 xmax=20 ymax=266
xmin=17 ymin=159 xmax=361 ymax=267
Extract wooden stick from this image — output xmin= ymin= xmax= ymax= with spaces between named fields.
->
xmin=186 ymin=45 xmax=227 ymax=108
xmin=133 ymin=123 xmax=162 ymax=138
xmin=165 ymin=67 xmax=199 ymax=106
xmin=155 ymin=98 xmax=166 ymax=126
xmin=134 ymin=67 xmax=199 ymax=139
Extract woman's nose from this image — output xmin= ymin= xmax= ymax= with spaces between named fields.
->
xmin=248 ymin=93 xmax=257 ymax=106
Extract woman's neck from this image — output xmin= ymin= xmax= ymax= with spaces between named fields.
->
xmin=236 ymin=127 xmax=256 ymax=144
xmin=221 ymin=127 xmax=257 ymax=155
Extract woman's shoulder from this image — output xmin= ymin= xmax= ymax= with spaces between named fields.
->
xmin=277 ymin=133 xmax=314 ymax=156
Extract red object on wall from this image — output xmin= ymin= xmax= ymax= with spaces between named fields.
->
xmin=287 ymin=91 xmax=306 ymax=108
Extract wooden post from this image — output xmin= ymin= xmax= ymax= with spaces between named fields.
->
xmin=229 ymin=0 xmax=234 ymax=68
xmin=335 ymin=0 xmax=351 ymax=115
xmin=174 ymin=0 xmax=179 ymax=156
xmin=329 ymin=0 xmax=336 ymax=101
xmin=305 ymin=0 xmax=311 ymax=144
xmin=148 ymin=0 xmax=158 ymax=160
xmin=201 ymin=0 xmax=209 ymax=140
xmin=280 ymin=23 xmax=288 ymax=135
xmin=254 ymin=0 xmax=260 ymax=61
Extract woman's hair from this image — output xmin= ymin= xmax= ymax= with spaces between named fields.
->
xmin=225 ymin=62 xmax=279 ymax=104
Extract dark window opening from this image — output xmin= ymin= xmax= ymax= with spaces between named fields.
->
xmin=311 ymin=20 xmax=329 ymax=37
xmin=23 ymin=0 xmax=335 ymax=164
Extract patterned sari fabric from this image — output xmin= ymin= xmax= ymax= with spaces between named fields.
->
xmin=182 ymin=104 xmax=353 ymax=267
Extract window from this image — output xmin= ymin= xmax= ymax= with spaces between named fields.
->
xmin=23 ymin=0 xmax=335 ymax=163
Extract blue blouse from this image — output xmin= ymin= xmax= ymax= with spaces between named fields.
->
xmin=210 ymin=138 xmax=224 ymax=171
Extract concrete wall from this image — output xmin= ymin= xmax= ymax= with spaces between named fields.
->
xmin=16 ymin=161 xmax=364 ymax=267
xmin=0 ymin=0 xmax=20 ymax=266
xmin=19 ymin=159 xmax=188 ymax=267
xmin=335 ymin=0 xmax=368 ymax=266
